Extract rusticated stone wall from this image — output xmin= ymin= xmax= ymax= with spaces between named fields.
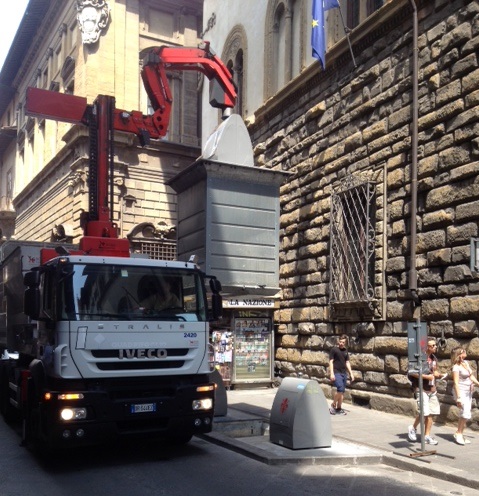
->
xmin=249 ymin=0 xmax=479 ymax=425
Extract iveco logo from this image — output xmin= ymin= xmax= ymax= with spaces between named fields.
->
xmin=119 ymin=349 xmax=167 ymax=359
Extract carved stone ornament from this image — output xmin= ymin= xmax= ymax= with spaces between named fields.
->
xmin=76 ymin=0 xmax=110 ymax=45
xmin=127 ymin=221 xmax=176 ymax=242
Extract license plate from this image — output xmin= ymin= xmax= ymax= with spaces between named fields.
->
xmin=130 ymin=403 xmax=156 ymax=414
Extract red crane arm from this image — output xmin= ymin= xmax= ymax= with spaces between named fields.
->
xmin=24 ymin=43 xmax=237 ymax=257
xmin=26 ymin=42 xmax=237 ymax=143
xmin=113 ymin=41 xmax=237 ymax=141
xmin=142 ymin=42 xmax=237 ymax=109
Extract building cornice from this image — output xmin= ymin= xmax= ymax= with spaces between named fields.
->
xmin=248 ymin=0 xmax=418 ymax=139
xmin=0 ymin=0 xmax=53 ymax=118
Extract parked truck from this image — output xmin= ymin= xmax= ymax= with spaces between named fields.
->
xmin=0 ymin=42 xmax=236 ymax=449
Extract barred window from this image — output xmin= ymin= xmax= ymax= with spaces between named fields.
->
xmin=134 ymin=240 xmax=176 ymax=261
xmin=330 ymin=178 xmax=376 ymax=307
xmin=127 ymin=222 xmax=177 ymax=261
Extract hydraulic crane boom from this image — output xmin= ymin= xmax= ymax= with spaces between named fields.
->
xmin=140 ymin=42 xmax=237 ymax=140
xmin=25 ymin=42 xmax=237 ymax=256
xmin=27 ymin=41 xmax=236 ymax=143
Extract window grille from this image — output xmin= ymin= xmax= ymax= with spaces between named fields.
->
xmin=330 ymin=178 xmax=376 ymax=307
xmin=137 ymin=240 xmax=177 ymax=261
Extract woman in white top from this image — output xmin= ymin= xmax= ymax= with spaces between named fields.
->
xmin=451 ymin=347 xmax=479 ymax=445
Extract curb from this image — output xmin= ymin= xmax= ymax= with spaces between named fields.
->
xmin=381 ymin=453 xmax=479 ymax=491
xmin=201 ymin=430 xmax=384 ymax=467
xmin=202 ymin=423 xmax=479 ymax=490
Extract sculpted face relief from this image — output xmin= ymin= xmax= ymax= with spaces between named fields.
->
xmin=76 ymin=0 xmax=110 ymax=44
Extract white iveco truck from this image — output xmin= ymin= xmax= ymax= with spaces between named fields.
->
xmin=0 ymin=241 xmax=222 ymax=449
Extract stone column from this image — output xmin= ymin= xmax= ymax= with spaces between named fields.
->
xmin=284 ymin=1 xmax=293 ymax=83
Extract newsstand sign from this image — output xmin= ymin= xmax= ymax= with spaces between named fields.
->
xmin=223 ymin=297 xmax=277 ymax=308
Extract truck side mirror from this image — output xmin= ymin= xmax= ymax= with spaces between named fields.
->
xmin=209 ymin=277 xmax=222 ymax=293
xmin=24 ymin=270 xmax=40 ymax=287
xmin=210 ymin=293 xmax=223 ymax=321
xmin=24 ymin=287 xmax=41 ymax=320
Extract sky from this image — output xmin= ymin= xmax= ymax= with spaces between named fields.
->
xmin=0 ymin=0 xmax=29 ymax=71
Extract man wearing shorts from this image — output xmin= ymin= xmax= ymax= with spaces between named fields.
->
xmin=329 ymin=335 xmax=354 ymax=415
xmin=407 ymin=338 xmax=444 ymax=445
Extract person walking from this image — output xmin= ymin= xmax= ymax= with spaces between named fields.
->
xmin=451 ymin=346 xmax=479 ymax=445
xmin=407 ymin=338 xmax=444 ymax=445
xmin=329 ymin=334 xmax=354 ymax=415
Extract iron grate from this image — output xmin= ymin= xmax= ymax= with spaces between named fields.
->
xmin=138 ymin=240 xmax=177 ymax=261
xmin=330 ymin=179 xmax=376 ymax=304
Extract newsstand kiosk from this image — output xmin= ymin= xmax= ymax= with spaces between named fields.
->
xmin=211 ymin=298 xmax=277 ymax=389
xmin=168 ymin=115 xmax=288 ymax=390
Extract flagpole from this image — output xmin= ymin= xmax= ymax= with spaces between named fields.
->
xmin=336 ymin=4 xmax=357 ymax=68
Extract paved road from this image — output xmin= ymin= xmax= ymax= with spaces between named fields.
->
xmin=0 ymin=417 xmax=477 ymax=496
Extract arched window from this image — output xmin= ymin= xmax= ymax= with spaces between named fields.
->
xmin=346 ymin=0 xmax=384 ymax=29
xmin=265 ymin=0 xmax=311 ymax=99
xmin=222 ymin=25 xmax=247 ymax=118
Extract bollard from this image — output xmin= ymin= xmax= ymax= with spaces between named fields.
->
xmin=210 ymin=368 xmax=228 ymax=416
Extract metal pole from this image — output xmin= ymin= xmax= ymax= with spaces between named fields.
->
xmin=408 ymin=0 xmax=419 ymax=294
xmin=416 ymin=319 xmax=425 ymax=453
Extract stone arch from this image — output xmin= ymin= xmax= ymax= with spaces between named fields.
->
xmin=222 ymin=24 xmax=248 ymax=118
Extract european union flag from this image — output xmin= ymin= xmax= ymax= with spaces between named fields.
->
xmin=311 ymin=0 xmax=339 ymax=68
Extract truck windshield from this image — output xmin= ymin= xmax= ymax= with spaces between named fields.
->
xmin=59 ymin=263 xmax=207 ymax=322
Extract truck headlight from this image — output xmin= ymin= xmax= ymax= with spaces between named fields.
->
xmin=60 ymin=407 xmax=87 ymax=421
xmin=192 ymin=398 xmax=213 ymax=411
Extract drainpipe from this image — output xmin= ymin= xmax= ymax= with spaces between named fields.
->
xmin=408 ymin=0 xmax=419 ymax=303
xmin=408 ymin=0 xmax=426 ymax=455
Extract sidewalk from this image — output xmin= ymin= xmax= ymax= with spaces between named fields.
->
xmin=205 ymin=387 xmax=479 ymax=491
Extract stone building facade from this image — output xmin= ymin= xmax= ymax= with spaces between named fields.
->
xmin=261 ymin=0 xmax=479 ymax=423
xmin=202 ymin=0 xmax=479 ymax=424
xmin=0 ymin=0 xmax=203 ymax=258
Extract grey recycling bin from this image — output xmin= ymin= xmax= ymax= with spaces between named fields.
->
xmin=270 ymin=377 xmax=332 ymax=449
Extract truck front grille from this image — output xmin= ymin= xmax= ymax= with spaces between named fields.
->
xmin=84 ymin=349 xmax=189 ymax=371
xmin=91 ymin=349 xmax=189 ymax=358
xmin=97 ymin=360 xmax=185 ymax=371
